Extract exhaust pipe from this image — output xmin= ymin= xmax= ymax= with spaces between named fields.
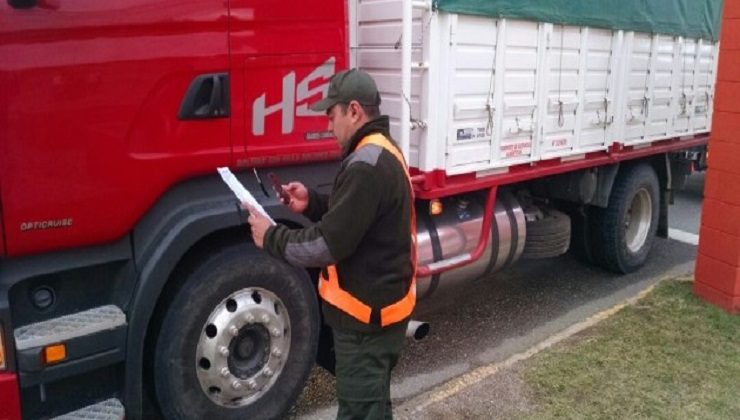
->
xmin=406 ymin=320 xmax=430 ymax=341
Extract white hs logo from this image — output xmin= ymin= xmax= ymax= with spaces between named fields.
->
xmin=252 ymin=57 xmax=336 ymax=136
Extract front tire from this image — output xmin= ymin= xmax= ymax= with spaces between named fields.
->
xmin=590 ymin=164 xmax=660 ymax=273
xmin=154 ymin=244 xmax=319 ymax=419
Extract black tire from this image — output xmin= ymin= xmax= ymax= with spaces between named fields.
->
xmin=590 ymin=164 xmax=660 ymax=274
xmin=154 ymin=244 xmax=319 ymax=420
xmin=522 ymin=209 xmax=571 ymax=259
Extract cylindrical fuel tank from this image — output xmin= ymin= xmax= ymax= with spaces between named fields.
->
xmin=415 ymin=191 xmax=526 ymax=300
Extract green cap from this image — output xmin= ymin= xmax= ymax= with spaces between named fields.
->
xmin=311 ymin=69 xmax=381 ymax=112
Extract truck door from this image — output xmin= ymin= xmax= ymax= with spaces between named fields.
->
xmin=0 ymin=0 xmax=232 ymax=256
xmin=228 ymin=0 xmax=347 ymax=168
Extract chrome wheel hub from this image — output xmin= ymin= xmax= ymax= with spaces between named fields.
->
xmin=195 ymin=288 xmax=290 ymax=407
xmin=624 ymin=188 xmax=652 ymax=253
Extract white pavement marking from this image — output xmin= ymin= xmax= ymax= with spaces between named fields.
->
xmin=669 ymin=228 xmax=700 ymax=246
xmin=397 ymin=282 xmax=661 ymax=419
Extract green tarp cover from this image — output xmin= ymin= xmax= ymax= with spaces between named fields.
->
xmin=433 ymin=0 xmax=723 ymax=40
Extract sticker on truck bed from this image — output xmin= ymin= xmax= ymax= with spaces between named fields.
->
xmin=456 ymin=127 xmax=488 ymax=142
xmin=500 ymin=141 xmax=532 ymax=158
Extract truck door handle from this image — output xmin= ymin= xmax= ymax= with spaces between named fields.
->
xmin=8 ymin=0 xmax=59 ymax=9
xmin=8 ymin=0 xmax=36 ymax=8
xmin=178 ymin=73 xmax=230 ymax=120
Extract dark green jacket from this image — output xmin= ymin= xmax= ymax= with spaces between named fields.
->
xmin=263 ymin=116 xmax=413 ymax=332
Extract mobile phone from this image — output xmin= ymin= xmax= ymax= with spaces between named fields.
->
xmin=268 ymin=172 xmax=291 ymax=205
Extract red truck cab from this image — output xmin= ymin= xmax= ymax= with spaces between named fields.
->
xmin=1 ymin=0 xmax=345 ymax=418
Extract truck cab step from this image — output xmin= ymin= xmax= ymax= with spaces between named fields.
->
xmin=51 ymin=398 xmax=124 ymax=420
xmin=14 ymin=305 xmax=126 ymax=351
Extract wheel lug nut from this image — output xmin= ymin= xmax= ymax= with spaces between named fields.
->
xmin=244 ymin=314 xmax=255 ymax=323
xmin=248 ymin=380 xmax=257 ymax=390
xmin=229 ymin=326 xmax=239 ymax=336
xmin=261 ymin=314 xmax=270 ymax=323
xmin=231 ymin=380 xmax=242 ymax=390
xmin=220 ymin=367 xmax=230 ymax=377
xmin=271 ymin=328 xmax=282 ymax=337
xmin=219 ymin=346 xmax=229 ymax=357
xmin=263 ymin=368 xmax=273 ymax=377
xmin=271 ymin=348 xmax=282 ymax=357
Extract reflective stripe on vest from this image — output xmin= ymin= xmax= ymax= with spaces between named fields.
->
xmin=318 ymin=133 xmax=417 ymax=327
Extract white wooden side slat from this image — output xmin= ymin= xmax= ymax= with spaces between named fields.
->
xmin=352 ymin=1 xmax=717 ymax=175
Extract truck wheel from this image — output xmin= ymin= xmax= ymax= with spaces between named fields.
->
xmin=521 ymin=209 xmax=571 ymax=259
xmin=154 ymin=244 xmax=319 ymax=420
xmin=590 ymin=164 xmax=660 ymax=273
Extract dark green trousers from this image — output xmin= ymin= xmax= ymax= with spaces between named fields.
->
xmin=332 ymin=322 xmax=407 ymax=420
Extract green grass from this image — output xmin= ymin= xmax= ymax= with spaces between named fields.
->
xmin=521 ymin=280 xmax=740 ymax=420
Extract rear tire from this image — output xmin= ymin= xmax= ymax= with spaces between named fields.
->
xmin=590 ymin=164 xmax=660 ymax=273
xmin=154 ymin=244 xmax=319 ymax=420
xmin=522 ymin=209 xmax=571 ymax=259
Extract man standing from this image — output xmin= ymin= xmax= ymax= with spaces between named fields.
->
xmin=246 ymin=69 xmax=416 ymax=420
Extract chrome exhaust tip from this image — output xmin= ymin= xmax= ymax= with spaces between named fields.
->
xmin=406 ymin=320 xmax=430 ymax=341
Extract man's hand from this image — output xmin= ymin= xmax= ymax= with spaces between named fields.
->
xmin=283 ymin=182 xmax=309 ymax=213
xmin=243 ymin=204 xmax=272 ymax=249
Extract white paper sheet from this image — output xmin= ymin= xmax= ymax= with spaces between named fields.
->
xmin=217 ymin=167 xmax=276 ymax=225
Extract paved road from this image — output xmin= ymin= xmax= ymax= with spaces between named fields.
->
xmin=671 ymin=172 xmax=705 ymax=235
xmin=291 ymin=173 xmax=705 ymax=419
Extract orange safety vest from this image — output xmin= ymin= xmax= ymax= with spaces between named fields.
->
xmin=318 ymin=133 xmax=417 ymax=327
